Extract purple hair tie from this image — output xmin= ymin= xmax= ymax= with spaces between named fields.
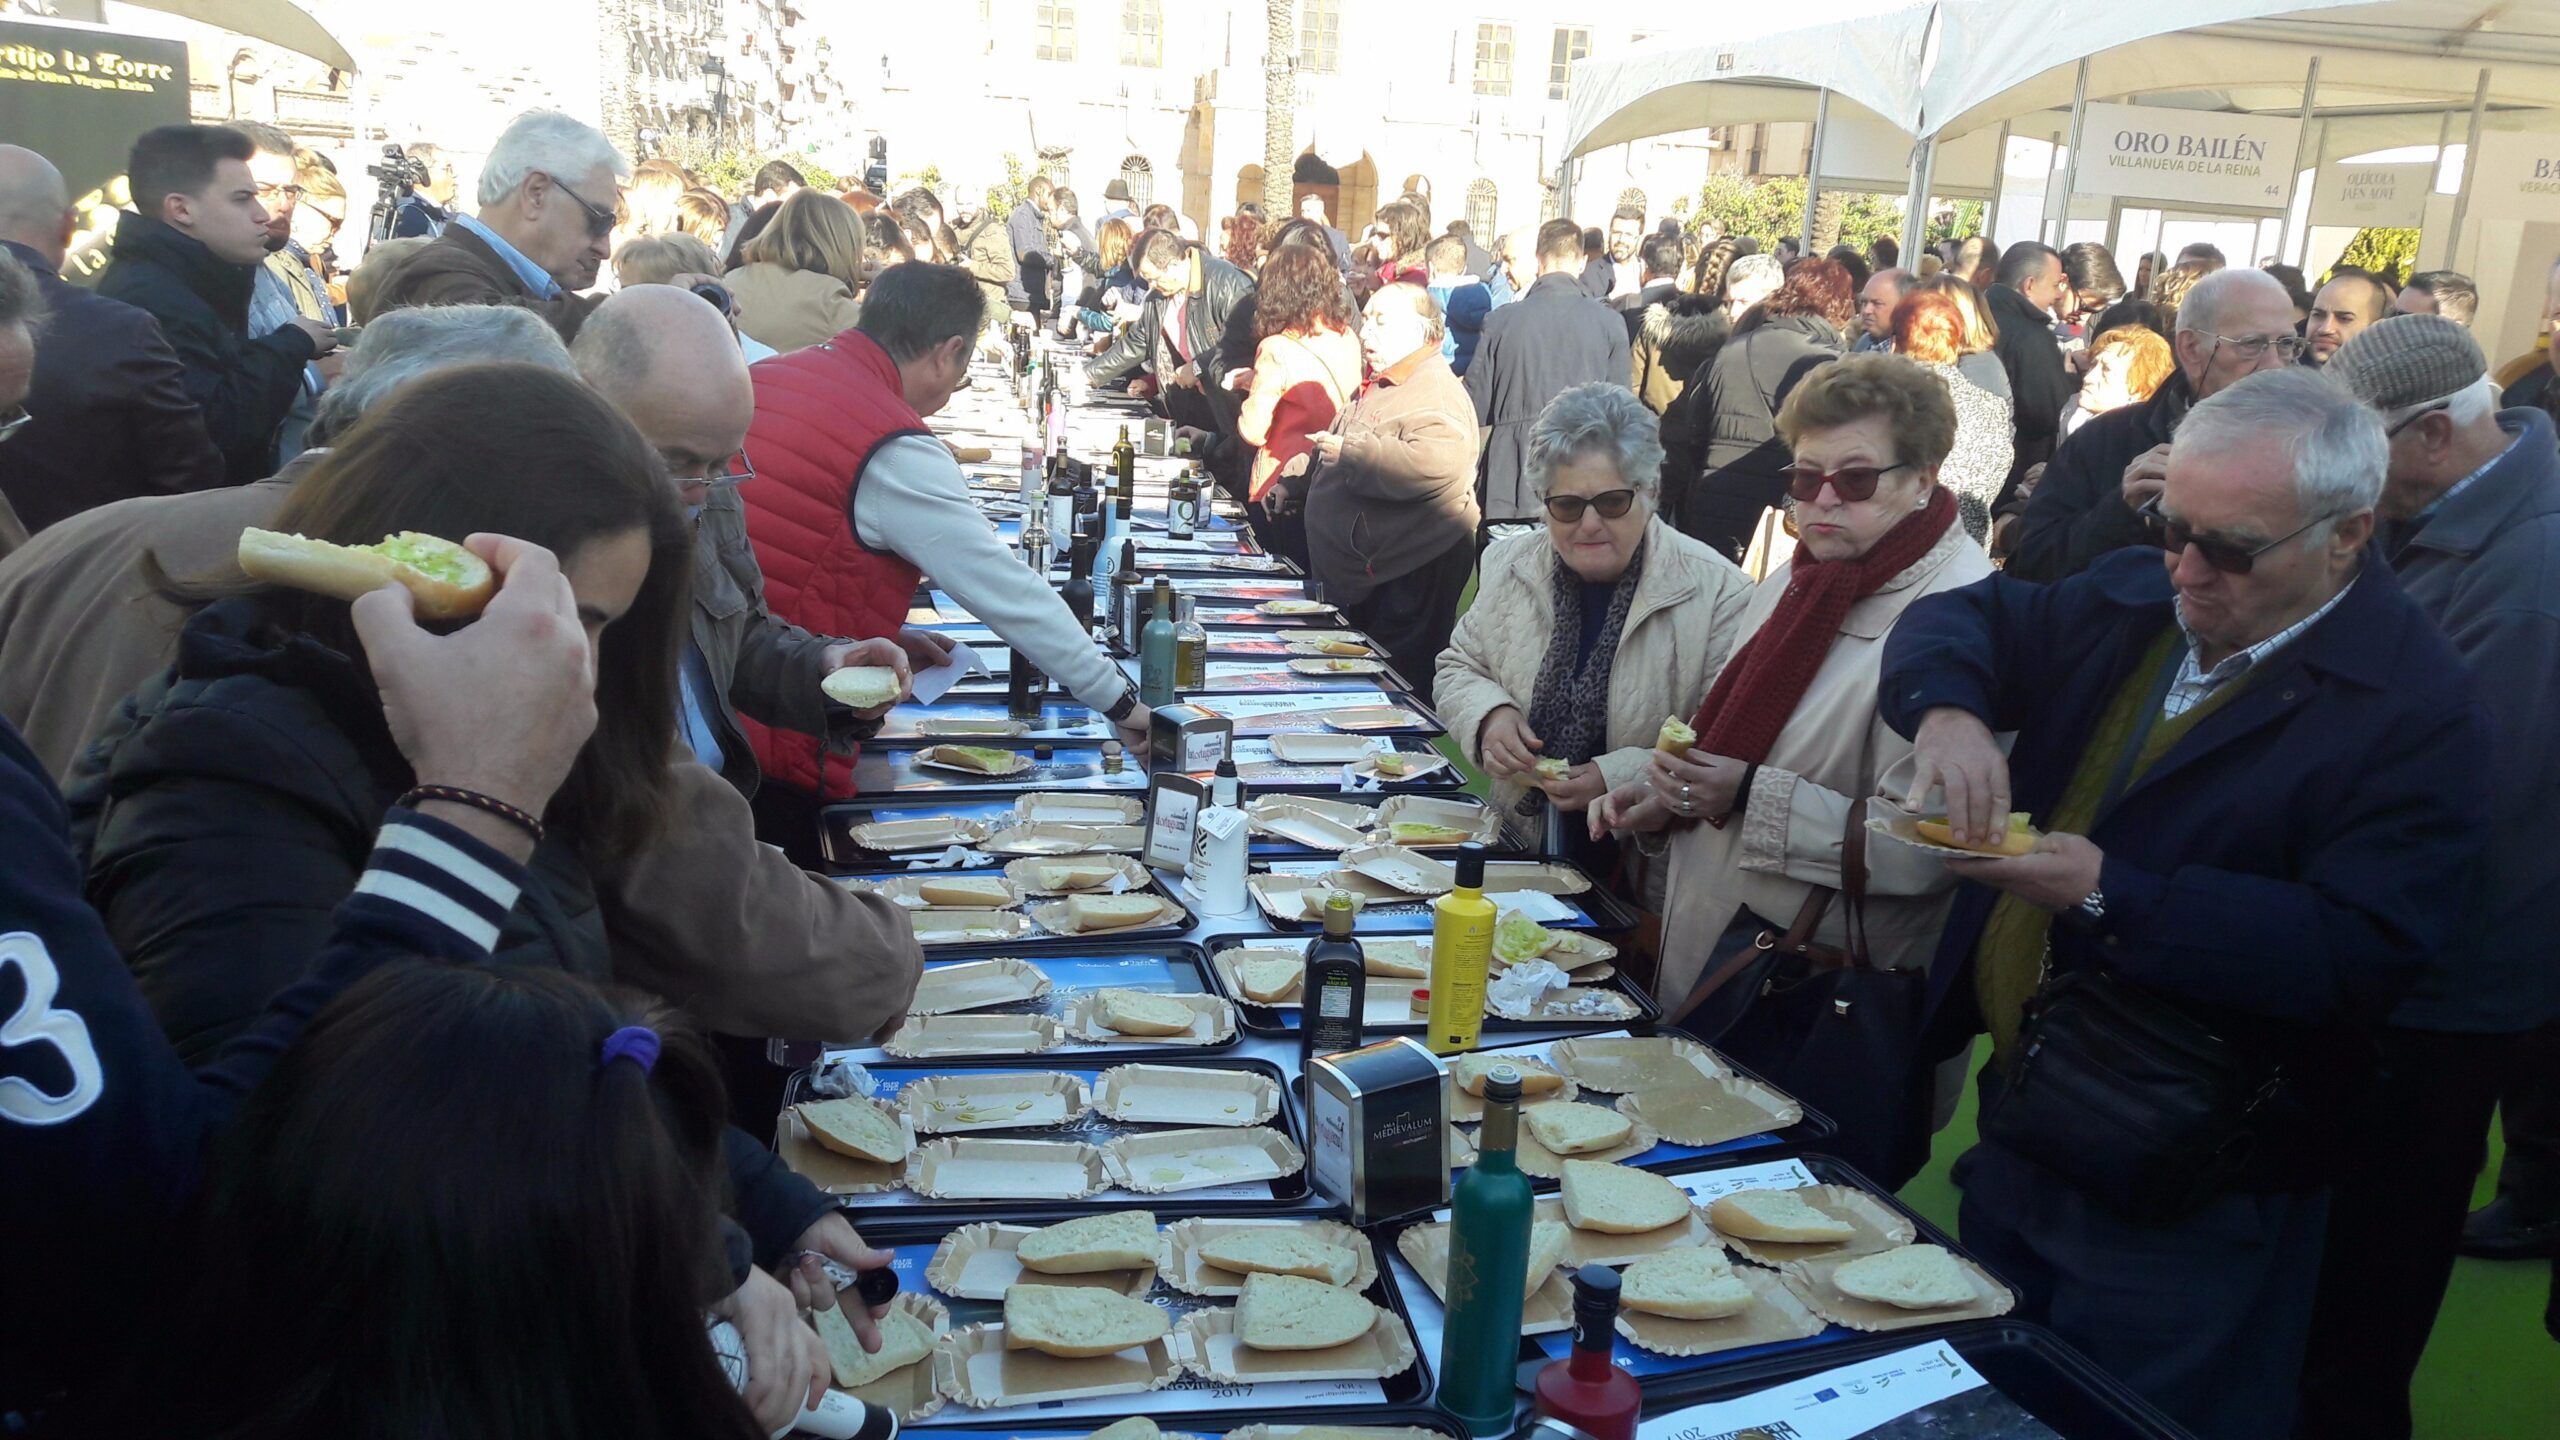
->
xmin=600 ymin=1024 xmax=661 ymax=1074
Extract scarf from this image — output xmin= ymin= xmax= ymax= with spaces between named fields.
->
xmin=1689 ymin=486 xmax=1957 ymax=762
xmin=1527 ymin=538 xmax=1650 ymax=775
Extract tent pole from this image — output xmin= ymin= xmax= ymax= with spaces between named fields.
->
xmin=1985 ymin=120 xmax=2012 ymax=241
xmin=1802 ymin=87 xmax=1831 ymax=254
xmin=2273 ymin=56 xmax=2319 ymax=268
xmin=2445 ymin=67 xmax=2492 ymax=265
xmin=1901 ymin=134 xmax=1938 ymax=262
xmin=2051 ymin=57 xmax=2092 ymax=246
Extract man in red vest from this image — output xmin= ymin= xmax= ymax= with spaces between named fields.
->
xmin=740 ymin=262 xmax=1152 ymax=810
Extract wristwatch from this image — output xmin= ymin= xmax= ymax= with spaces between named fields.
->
xmin=1103 ymin=688 xmax=1140 ymax=724
xmin=2076 ymin=889 xmax=2106 ymax=923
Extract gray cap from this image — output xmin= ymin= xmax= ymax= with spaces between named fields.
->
xmin=2327 ymin=312 xmax=2486 ymax=411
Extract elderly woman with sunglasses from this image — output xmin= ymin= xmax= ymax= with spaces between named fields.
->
xmin=1437 ymin=383 xmax=1756 ymax=901
xmin=1590 ymin=356 xmax=1991 ymax=1181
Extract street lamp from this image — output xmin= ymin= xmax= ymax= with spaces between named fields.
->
xmin=701 ymin=56 xmax=730 ymax=149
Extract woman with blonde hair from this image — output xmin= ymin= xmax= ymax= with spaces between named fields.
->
xmin=672 ymin=188 xmax=732 ymax=250
xmin=1912 ymin=272 xmax=2009 ymax=402
xmin=1889 ymin=289 xmax=2013 ymax=540
xmin=623 ymin=159 xmax=692 ymax=238
xmin=723 ymin=189 xmax=865 ymax=352
xmin=612 ymin=232 xmax=721 ymax=290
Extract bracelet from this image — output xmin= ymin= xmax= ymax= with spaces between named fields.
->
xmin=1734 ymin=762 xmax=1760 ymax=815
xmin=401 ymin=784 xmax=545 ymax=843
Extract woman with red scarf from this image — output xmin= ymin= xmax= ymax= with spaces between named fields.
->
xmin=1592 ymin=354 xmax=1991 ymax=1183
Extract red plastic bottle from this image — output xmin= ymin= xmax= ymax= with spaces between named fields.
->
xmin=1531 ymin=1265 xmax=1641 ymax=1440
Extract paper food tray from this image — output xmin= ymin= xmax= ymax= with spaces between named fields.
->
xmin=1288 ymin=657 xmax=1390 ymax=676
xmin=983 ymin=822 xmax=1147 ymax=856
xmin=1256 ymin=599 xmax=1339 ymax=617
xmin=1103 ymin=1125 xmax=1304 ymax=1193
xmin=909 ymin=957 xmax=1052 ymax=1017
xmin=1706 ymin=1183 xmax=1918 ymax=1267
xmin=1333 ymin=844 xmax=1456 ymax=896
xmin=1615 ymin=1265 xmax=1828 ymax=1357
xmin=1317 ymin=705 xmax=1423 ymax=734
xmin=1003 ymin=854 xmax=1151 ymax=895
xmin=1369 ymin=795 xmax=1503 ymax=847
xmin=845 ymin=1291 xmax=951 ymax=1422
xmin=882 ymin=1013 xmax=1063 ymax=1059
xmin=1866 ymin=809 xmax=2047 ymax=860
xmin=1347 ymin=752 xmax=1450 ymax=784
xmin=1031 ymin=893 xmax=1189 ymax=938
xmin=1268 ymin=732 xmax=1387 ymax=766
xmin=1063 ymin=991 xmax=1237 ymax=1046
xmin=1549 ymin=1035 xmax=1728 ymax=1094
xmin=871 ymin=874 xmax=1029 ymax=910
xmin=1614 ymin=1073 xmax=1804 ymax=1149
xmin=776 ymin=1104 xmax=911 ymax=1195
xmin=1247 ymin=873 xmax=1405 ymax=924
xmin=1159 ymin=1218 xmax=1377 ymax=1296
xmin=908 ymin=909 xmax=1035 ymax=945
xmin=1510 ymin=1105 xmax=1664 ymax=1178
xmin=1015 ymin=794 xmax=1145 ymax=825
xmin=1782 ymin=1246 xmax=2017 ymax=1332
xmin=1172 ymin=1304 xmax=1417 ymax=1384
xmin=905 ymin=1136 xmax=1109 ymax=1200
xmin=1445 ymin=1057 xmax=1578 ymax=1124
xmin=1247 ymin=796 xmax=1373 ymax=850
xmin=915 ymin=746 xmax=1035 ymax=778
xmin=1213 ymin=946 xmax=1309 ymax=1005
xmin=1093 ymin=1063 xmax=1279 ymax=1126
xmin=924 ymin=1221 xmax=1157 ymax=1300
xmin=934 ymin=1322 xmax=1181 ymax=1409
xmin=1393 ymin=1223 xmax=1574 ymax=1336
xmin=1282 ymin=638 xmax=1376 ymax=658
xmin=897 ymin=1069 xmax=1090 ymax=1133
xmin=1488 ymin=986 xmax=1645 ymax=1024
xmin=915 ymin=716 xmax=1028 ymax=739
xmin=1536 ymin=1194 xmax=1714 ymax=1267
xmin=1491 ymin=929 xmax=1620 ymax=968
xmin=1480 ymin=860 xmax=1593 ymax=896
xmin=847 ymin=815 xmax=990 ymax=852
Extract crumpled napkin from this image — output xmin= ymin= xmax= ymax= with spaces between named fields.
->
xmin=1488 ymin=959 xmax=1571 ymax=1014
xmin=904 ymin=845 xmax=995 ymax=870
xmin=806 ymin=1058 xmax=875 ymax=1100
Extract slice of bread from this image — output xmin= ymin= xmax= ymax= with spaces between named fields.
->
xmin=1523 ymin=1103 xmax=1635 ymax=1155
xmin=1017 ymin=1210 xmax=1160 ymax=1274
xmin=1098 ymin=988 xmax=1196 ymax=1036
xmin=1657 ymin=717 xmax=1696 ymax=757
xmin=1036 ymin=862 xmax=1123 ymax=891
xmin=1707 ymin=1189 xmax=1857 ymax=1244
xmin=1084 ymin=1421 xmax=1162 ymax=1440
xmin=1233 ymin=956 xmax=1303 ymax=1004
xmin=820 ymin=666 xmax=903 ymax=709
xmin=1522 ymin=1219 xmax=1570 ymax=1300
xmin=1199 ymin=1227 xmax=1360 ymax=1286
xmin=1363 ymin=940 xmax=1429 ymax=979
xmin=1004 ymin=1284 xmax=1170 ymax=1357
xmin=918 ymin=876 xmax=1015 ymax=908
xmin=1832 ymin=1244 xmax=1976 ymax=1310
xmin=1070 ymin=894 xmax=1165 ymax=930
xmin=814 ymin=1302 xmax=935 ymax=1386
xmin=794 ymin=1098 xmax=910 ymax=1164
xmin=1233 ymin=1272 xmax=1381 ymax=1351
xmin=1451 ymin=1052 xmax=1566 ymax=1098
xmin=1559 ymin=1159 xmax=1692 ymax=1234
xmin=1620 ymin=1248 xmax=1755 ymax=1320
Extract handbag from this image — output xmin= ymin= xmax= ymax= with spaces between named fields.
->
xmin=1666 ymin=799 xmax=1931 ymax=1188
xmin=1979 ymin=960 xmax=2286 ymax=1221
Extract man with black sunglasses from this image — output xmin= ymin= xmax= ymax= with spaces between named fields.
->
xmin=370 ymin=110 xmax=629 ymax=342
xmin=1880 ymin=367 xmax=2492 ymax=1440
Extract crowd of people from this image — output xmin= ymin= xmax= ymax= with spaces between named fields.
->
xmin=0 ymin=101 xmax=2552 ymax=1440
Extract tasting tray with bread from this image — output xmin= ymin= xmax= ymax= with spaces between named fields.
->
xmin=836 ymin=867 xmax=1192 ymax=946
xmin=820 ymin=794 xmax=1146 ymax=872
xmin=1202 ymin=934 xmax=1659 ymax=1039
xmin=1239 ymin=794 xmax=1517 ymax=859
xmin=853 ymin=744 xmax=1151 ymax=796
xmin=1113 ymin=655 xmax=1404 ymax=696
xmin=1384 ymin=1149 xmax=2011 ymax=1390
xmin=1180 ymin=690 xmax=1448 ymax=740
xmin=851 ymin=1212 xmax=1436 ymax=1422
xmin=775 ymin=1057 xmax=1327 ymax=1217
xmin=1217 ymin=738 xmax=1467 ymax=795
xmin=868 ymin=700 xmax=1120 ymax=747
xmin=866 ymin=944 xmax=1243 ymax=1061
xmin=1240 ymin=856 xmax=1638 ymax=934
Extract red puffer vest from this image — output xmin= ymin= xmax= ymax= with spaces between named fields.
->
xmin=738 ymin=330 xmax=928 ymax=797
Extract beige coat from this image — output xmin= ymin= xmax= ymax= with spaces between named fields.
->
xmin=725 ymin=261 xmax=863 ymax=354
xmin=1654 ymin=518 xmax=1995 ymax=1004
xmin=1437 ymin=515 xmax=1757 ymax=817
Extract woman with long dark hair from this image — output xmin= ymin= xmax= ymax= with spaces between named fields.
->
xmin=1366 ymin=199 xmax=1430 ymax=288
xmin=1667 ymin=257 xmax=1858 ymax=561
xmin=1235 ymin=238 xmax=1363 ymax=564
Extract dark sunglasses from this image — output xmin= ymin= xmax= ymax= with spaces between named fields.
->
xmin=1782 ymin=461 xmax=1912 ymax=504
xmin=2138 ymin=497 xmax=2326 ymax=575
xmin=547 ymin=174 xmax=619 ymax=238
xmin=1543 ymin=488 xmax=1638 ymax=523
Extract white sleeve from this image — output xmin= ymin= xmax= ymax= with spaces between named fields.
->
xmin=855 ymin=436 xmax=1133 ymax=712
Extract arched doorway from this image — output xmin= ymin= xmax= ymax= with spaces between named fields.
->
xmin=1236 ymin=163 xmax=1266 ymax=213
xmin=1333 ymin=153 xmax=1379 ymax=235
xmin=1289 ymin=152 xmax=1339 ymax=227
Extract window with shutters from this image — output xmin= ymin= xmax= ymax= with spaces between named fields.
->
xmin=1035 ymin=2 xmax=1076 ymax=61
xmin=1547 ymin=28 xmax=1588 ymax=100
xmin=1472 ymin=24 xmax=1512 ymax=96
xmin=1299 ymin=0 xmax=1341 ymax=73
xmin=1465 ymin=179 xmax=1498 ymax=237
xmin=1120 ymin=0 xmax=1161 ymax=67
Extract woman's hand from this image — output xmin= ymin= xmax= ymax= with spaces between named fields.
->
xmin=821 ymin=638 xmax=914 ymax=718
xmin=1311 ymin=429 xmax=1346 ymax=466
xmin=1535 ymin=761 xmax=1609 ymax=813
xmin=1649 ymin=747 xmax=1746 ymax=822
xmin=1477 ymin=705 xmax=1543 ymax=778
xmin=713 ymin=1266 xmax=827 ymax=1434
xmin=1591 ymin=778 xmax=1672 ymax=837
xmin=789 ymin=1211 xmax=892 ymax=1352
xmin=1225 ymin=366 xmax=1255 ymax=393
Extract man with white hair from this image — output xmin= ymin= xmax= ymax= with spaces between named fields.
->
xmin=369 ymin=109 xmax=631 ymax=340
xmin=1721 ymin=251 xmax=1783 ymax=321
xmin=1884 ymin=367 xmax=2492 ymax=1440
xmin=2007 ymin=265 xmax=2304 ymax=580
xmin=2294 ymin=314 xmax=2560 ymax=1440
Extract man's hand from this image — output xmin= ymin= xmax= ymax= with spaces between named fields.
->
xmin=790 ymin=1211 xmax=892 ymax=1352
xmin=714 ymin=1266 xmax=827 ymax=1434
xmin=1116 ymin=700 xmax=1154 ymax=744
xmin=354 ymin=535 xmax=596 ymax=860
xmin=1311 ymin=430 xmax=1346 ymax=466
xmin=1904 ymin=706 xmax=2010 ymax=848
xmin=822 ymin=638 xmax=915 ymax=718
xmin=1648 ymin=746 xmax=1745 ymax=822
xmin=1534 ymin=760 xmax=1609 ymax=813
xmin=1943 ymin=833 xmax=2105 ymax=913
xmin=896 ymin=627 xmax=958 ymax=671
xmin=1170 ymin=361 xmax=1200 ymax=389
xmin=2120 ymin=443 xmax=2172 ymax=514
xmin=1477 ymin=705 xmax=1543 ymax=778
xmin=1590 ymin=778 xmax=1672 ymax=838
xmin=285 ymin=315 xmax=339 ymax=353
xmin=1224 ymin=367 xmax=1255 ymax=393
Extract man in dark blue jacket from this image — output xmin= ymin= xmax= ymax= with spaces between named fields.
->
xmin=1880 ymin=367 xmax=2492 ymax=1440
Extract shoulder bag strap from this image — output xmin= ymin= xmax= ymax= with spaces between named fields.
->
xmin=1667 ymin=885 xmax=1833 ymax=1026
xmin=1839 ymin=796 xmax=1875 ymax=969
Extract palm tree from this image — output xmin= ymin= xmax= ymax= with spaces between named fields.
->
xmin=1263 ymin=0 xmax=1296 ymax=224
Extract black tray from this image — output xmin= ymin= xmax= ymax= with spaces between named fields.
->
xmin=937 ymin=1404 xmax=1466 ymax=1439
xmin=835 ymin=866 xmax=1191 ymax=947
xmin=1245 ymin=855 xmax=1640 ymax=934
xmin=1185 ymin=690 xmax=1449 ymax=740
xmin=867 ymin=701 xmax=1122 ymax=747
xmin=779 ymin=1054 xmax=1324 ymax=1216
xmin=873 ymin=941 xmax=1239 ymax=1059
xmin=1385 ymin=1150 xmax=1987 ymax=1396
xmin=1221 ymin=737 xmax=1467 ymax=795
xmin=852 ymin=744 xmax=1151 ymax=795
xmin=856 ymin=1213 xmax=1436 ymax=1423
xmin=1202 ymin=933 xmax=1661 ymax=1041
xmin=818 ymin=792 xmax=1143 ymax=872
xmin=1239 ymin=793 xmax=1520 ymax=860
xmin=1640 ymin=1321 xmax=2195 ymax=1438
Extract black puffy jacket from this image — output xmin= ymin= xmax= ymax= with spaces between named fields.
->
xmin=94 ymin=213 xmax=316 ymax=485
xmin=1669 ymin=311 xmax=1841 ymax=562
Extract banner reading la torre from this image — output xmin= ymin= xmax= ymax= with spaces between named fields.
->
xmin=0 ymin=16 xmax=190 ymax=282
xmin=2074 ymin=102 xmax=2302 ymax=213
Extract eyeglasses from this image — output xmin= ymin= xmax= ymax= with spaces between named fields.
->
xmin=2205 ymin=331 xmax=2311 ymax=365
xmin=1781 ymin=461 xmax=1912 ymax=504
xmin=2385 ymin=401 xmax=2450 ymax=439
xmin=546 ymin=174 xmax=619 ymax=238
xmin=252 ymin=183 xmax=305 ymax=202
xmin=2139 ymin=497 xmax=2329 ymax=575
xmin=0 ymin=405 xmax=29 ymax=443
xmin=713 ymin=451 xmax=756 ymax=487
xmin=1542 ymin=488 xmax=1638 ymax=523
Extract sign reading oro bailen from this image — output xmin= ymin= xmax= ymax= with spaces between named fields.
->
xmin=2074 ymin=102 xmax=2302 ymax=212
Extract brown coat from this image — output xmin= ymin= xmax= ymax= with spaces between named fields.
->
xmin=366 ymin=224 xmax=603 ymax=341
xmin=1301 ymin=351 xmax=1482 ymax=606
xmin=724 ymin=261 xmax=862 ymax=354
xmin=0 ymin=475 xmax=918 ymax=1041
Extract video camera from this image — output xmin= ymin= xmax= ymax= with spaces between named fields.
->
xmin=366 ymin=143 xmax=434 ymax=246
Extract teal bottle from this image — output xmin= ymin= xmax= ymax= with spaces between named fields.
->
xmin=1437 ymin=1066 xmax=1533 ymax=1435
xmin=1139 ymin=578 xmax=1180 ymax=706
